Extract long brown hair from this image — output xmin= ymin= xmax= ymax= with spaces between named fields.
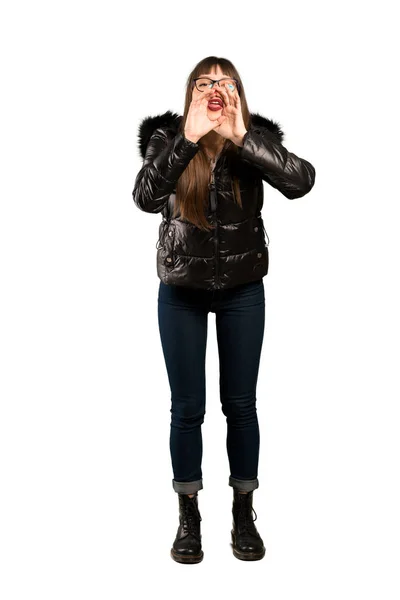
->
xmin=174 ymin=56 xmax=251 ymax=231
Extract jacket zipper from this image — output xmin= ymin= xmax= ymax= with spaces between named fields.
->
xmin=209 ymin=160 xmax=220 ymax=289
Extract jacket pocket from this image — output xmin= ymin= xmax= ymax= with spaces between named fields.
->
xmin=163 ymin=221 xmax=176 ymax=268
xmin=156 ymin=218 xmax=169 ymax=250
xmin=252 ymin=216 xmax=269 ymax=274
xmin=252 ymin=216 xmax=269 ymax=249
xmin=259 ymin=215 xmax=269 ymax=247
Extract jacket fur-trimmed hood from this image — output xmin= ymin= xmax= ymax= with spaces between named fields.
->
xmin=137 ymin=110 xmax=285 ymax=159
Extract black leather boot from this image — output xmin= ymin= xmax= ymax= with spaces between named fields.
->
xmin=170 ymin=492 xmax=203 ymax=564
xmin=231 ymin=489 xmax=266 ymax=560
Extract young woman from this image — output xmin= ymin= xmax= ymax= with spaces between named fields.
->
xmin=132 ymin=56 xmax=316 ymax=564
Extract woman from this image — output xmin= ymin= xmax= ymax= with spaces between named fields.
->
xmin=132 ymin=56 xmax=316 ymax=564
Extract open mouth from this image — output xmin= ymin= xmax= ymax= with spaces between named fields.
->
xmin=207 ymin=97 xmax=223 ymax=111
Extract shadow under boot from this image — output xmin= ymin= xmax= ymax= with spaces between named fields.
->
xmin=231 ymin=489 xmax=266 ymax=561
xmin=170 ymin=492 xmax=203 ymax=564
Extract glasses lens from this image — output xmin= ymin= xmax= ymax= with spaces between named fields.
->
xmin=221 ymin=79 xmax=237 ymax=92
xmin=195 ymin=78 xmax=238 ymax=92
xmin=196 ymin=78 xmax=213 ymax=91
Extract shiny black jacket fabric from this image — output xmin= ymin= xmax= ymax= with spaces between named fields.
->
xmin=132 ymin=110 xmax=316 ymax=290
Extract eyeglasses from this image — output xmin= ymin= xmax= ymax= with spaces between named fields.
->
xmin=193 ymin=77 xmax=240 ymax=94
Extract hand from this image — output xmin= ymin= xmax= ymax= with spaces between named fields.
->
xmin=184 ymin=88 xmax=227 ymax=143
xmin=213 ymin=84 xmax=247 ymax=146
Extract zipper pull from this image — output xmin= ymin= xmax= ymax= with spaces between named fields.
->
xmin=155 ymin=219 xmax=168 ymax=249
xmin=261 ymin=221 xmax=270 ymax=246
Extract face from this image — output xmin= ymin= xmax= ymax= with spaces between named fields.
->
xmin=193 ymin=65 xmax=235 ymax=120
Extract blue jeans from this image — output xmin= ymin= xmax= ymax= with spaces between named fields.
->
xmin=157 ymin=279 xmax=265 ymax=494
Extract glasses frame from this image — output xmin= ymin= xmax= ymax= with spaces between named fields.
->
xmin=193 ymin=77 xmax=241 ymax=95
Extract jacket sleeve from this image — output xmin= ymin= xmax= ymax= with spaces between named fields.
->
xmin=238 ymin=129 xmax=316 ymax=200
xmin=132 ymin=128 xmax=200 ymax=213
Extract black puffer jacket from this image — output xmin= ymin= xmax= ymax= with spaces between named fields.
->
xmin=132 ymin=110 xmax=315 ymax=290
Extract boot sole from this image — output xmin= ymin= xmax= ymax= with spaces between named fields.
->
xmin=170 ymin=548 xmax=204 ymax=564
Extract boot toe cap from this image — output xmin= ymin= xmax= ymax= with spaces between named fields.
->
xmin=173 ymin=544 xmax=201 ymax=555
xmin=232 ymin=531 xmax=264 ymax=553
xmin=238 ymin=540 xmax=264 ymax=553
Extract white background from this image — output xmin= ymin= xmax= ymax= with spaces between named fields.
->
xmin=1 ymin=0 xmax=399 ymax=598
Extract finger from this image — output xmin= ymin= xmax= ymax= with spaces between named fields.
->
xmin=201 ymin=90 xmax=218 ymax=108
xmin=225 ymin=85 xmax=240 ymax=111
xmin=213 ymin=114 xmax=225 ymax=124
xmin=192 ymin=85 xmax=211 ymax=100
xmin=213 ymin=115 xmax=227 ymax=129
xmin=193 ymin=90 xmax=212 ymax=106
xmin=219 ymin=85 xmax=229 ymax=106
xmin=198 ymin=89 xmax=214 ymax=102
xmin=219 ymin=83 xmax=228 ymax=96
xmin=232 ymin=89 xmax=240 ymax=109
xmin=213 ymin=122 xmax=228 ymax=137
xmin=228 ymin=85 xmax=238 ymax=106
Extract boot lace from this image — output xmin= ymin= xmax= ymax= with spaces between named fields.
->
xmin=236 ymin=498 xmax=258 ymax=534
xmin=182 ymin=497 xmax=202 ymax=541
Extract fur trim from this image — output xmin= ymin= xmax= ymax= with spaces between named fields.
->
xmin=137 ymin=110 xmax=284 ymax=159
xmin=249 ymin=112 xmax=284 ymax=144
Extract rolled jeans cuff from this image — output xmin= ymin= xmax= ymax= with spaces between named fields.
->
xmin=172 ymin=478 xmax=203 ymax=494
xmin=229 ymin=476 xmax=259 ymax=492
